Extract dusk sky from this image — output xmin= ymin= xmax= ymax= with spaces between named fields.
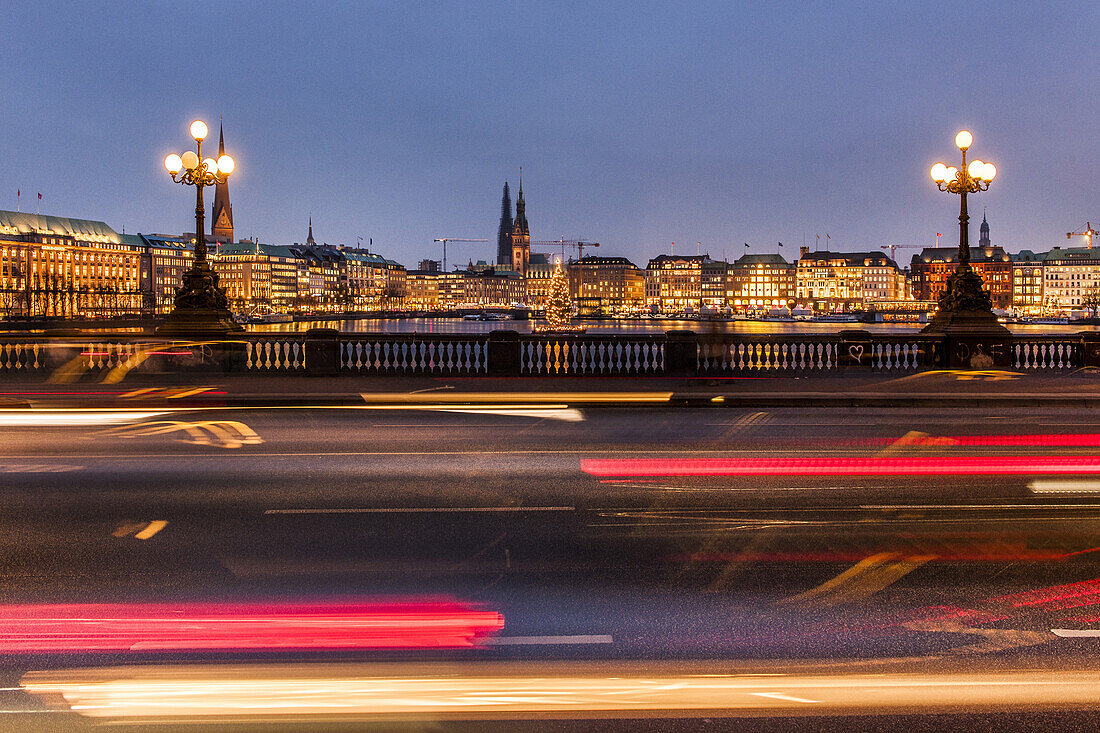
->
xmin=4 ymin=1 xmax=1099 ymax=266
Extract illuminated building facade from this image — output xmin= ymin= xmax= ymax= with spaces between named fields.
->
xmin=1011 ymin=250 xmax=1044 ymax=314
xmin=0 ymin=210 xmax=145 ymax=318
xmin=404 ymin=270 xmax=440 ymax=309
xmin=796 ymin=251 xmax=902 ymax=312
xmin=569 ymin=256 xmax=645 ymax=314
xmin=727 ymin=253 xmax=795 ymax=310
xmin=909 ymin=245 xmax=1012 ymax=309
xmin=524 ymin=254 xmax=555 ymax=309
xmin=644 ymin=254 xmax=711 ymax=312
xmin=1040 ymin=246 xmax=1100 ymax=312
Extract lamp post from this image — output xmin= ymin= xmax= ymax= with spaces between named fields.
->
xmin=158 ymin=119 xmax=243 ymax=333
xmin=922 ymin=130 xmax=1006 ymax=334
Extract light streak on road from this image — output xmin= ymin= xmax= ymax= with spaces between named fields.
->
xmin=264 ymin=506 xmax=575 ymax=514
xmin=22 ymin=664 xmax=1100 ymax=720
xmin=104 ymin=420 xmax=263 ymax=448
xmin=360 ymin=392 xmax=672 ymax=404
xmin=0 ymin=410 xmax=170 ymax=426
xmin=581 ymin=455 xmax=1100 ymax=477
xmin=1030 ymin=479 xmax=1100 ymax=494
xmin=0 ymin=600 xmax=503 ymax=653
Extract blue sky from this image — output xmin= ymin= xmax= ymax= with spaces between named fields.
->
xmin=3 ymin=1 xmax=1098 ymax=266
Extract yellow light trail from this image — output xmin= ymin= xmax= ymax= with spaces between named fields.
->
xmin=21 ymin=663 xmax=1100 ymax=721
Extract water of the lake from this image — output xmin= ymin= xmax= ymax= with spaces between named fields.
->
xmin=249 ymin=317 xmax=1100 ymax=335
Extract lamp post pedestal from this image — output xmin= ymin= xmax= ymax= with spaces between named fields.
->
xmin=157 ymin=260 xmax=243 ymax=334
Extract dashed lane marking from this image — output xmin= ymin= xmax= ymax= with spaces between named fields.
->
xmin=780 ymin=552 xmax=936 ymax=607
xmin=113 ymin=521 xmax=168 ymax=539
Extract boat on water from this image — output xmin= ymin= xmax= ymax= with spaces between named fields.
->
xmin=812 ymin=313 xmax=861 ymax=323
xmin=251 ymin=313 xmax=294 ymax=324
xmin=1020 ymin=316 xmax=1069 ymax=325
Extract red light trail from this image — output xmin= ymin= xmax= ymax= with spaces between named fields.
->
xmin=0 ymin=599 xmax=504 ymax=653
xmin=581 ymin=455 xmax=1100 ymax=477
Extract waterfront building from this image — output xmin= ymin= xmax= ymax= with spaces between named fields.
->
xmin=524 ymin=254 xmax=555 ymax=309
xmin=644 ymin=254 xmax=711 ymax=313
xmin=0 ymin=210 xmax=144 ymax=318
xmin=700 ymin=259 xmax=729 ymax=310
xmin=405 ymin=270 xmax=440 ymax=309
xmin=213 ymin=241 xmax=272 ymax=311
xmin=437 ymin=270 xmax=467 ymax=309
xmin=909 ymin=245 xmax=1012 ymax=309
xmin=1011 ymin=250 xmax=1044 ymax=315
xmin=726 ymin=253 xmax=795 ymax=311
xmin=140 ymin=233 xmax=193 ymax=314
xmin=568 ymin=255 xmax=645 ymax=315
xmin=909 ymin=216 xmax=1012 ymax=308
xmin=1040 ymin=246 xmax=1100 ymax=313
xmin=463 ymin=265 xmax=525 ymax=307
xmin=795 ymin=251 xmax=902 ymax=312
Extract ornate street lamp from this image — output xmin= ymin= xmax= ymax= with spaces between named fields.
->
xmin=922 ymin=130 xmax=1006 ymax=333
xmin=158 ymin=119 xmax=243 ymax=333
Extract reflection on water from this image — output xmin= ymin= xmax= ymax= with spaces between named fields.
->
xmin=249 ymin=317 xmax=1100 ymax=335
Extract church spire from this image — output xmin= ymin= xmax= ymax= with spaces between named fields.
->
xmin=211 ymin=117 xmax=234 ymax=243
xmin=306 ymin=215 xmax=316 ymax=245
xmin=510 ymin=169 xmax=531 ymax=277
xmin=979 ymin=209 xmax=990 ymax=248
xmin=513 ymin=169 xmax=529 ymax=236
xmin=495 ymin=181 xmax=513 ymax=265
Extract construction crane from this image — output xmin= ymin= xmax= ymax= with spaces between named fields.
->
xmin=880 ymin=244 xmax=923 ymax=261
xmin=1067 ymin=222 xmax=1097 ymax=249
xmin=530 ymin=238 xmax=600 ymax=262
xmin=433 ymin=238 xmax=488 ymax=271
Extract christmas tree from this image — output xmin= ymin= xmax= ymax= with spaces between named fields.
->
xmin=545 ymin=258 xmax=574 ymax=330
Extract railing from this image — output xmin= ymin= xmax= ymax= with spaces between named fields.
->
xmin=696 ymin=334 xmax=942 ymax=373
xmin=245 ymin=336 xmax=306 ymax=372
xmin=698 ymin=336 xmax=841 ymax=373
xmin=520 ymin=334 xmax=664 ymax=375
xmin=0 ymin=329 xmax=1097 ymax=378
xmin=1013 ymin=335 xmax=1080 ymax=371
xmin=0 ymin=341 xmax=45 ymax=371
xmin=341 ymin=334 xmax=487 ymax=374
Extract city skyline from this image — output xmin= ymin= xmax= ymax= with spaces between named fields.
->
xmin=4 ymin=2 xmax=1099 ymax=265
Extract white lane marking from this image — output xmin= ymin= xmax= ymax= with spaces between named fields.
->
xmin=1030 ymin=480 xmax=1100 ymax=494
xmin=0 ymin=411 xmax=170 ymax=426
xmin=750 ymin=692 xmax=820 ymax=704
xmin=133 ymin=521 xmax=168 ymax=540
xmin=1052 ymin=629 xmax=1100 ymax=637
xmin=265 ymin=507 xmax=575 ymax=515
xmin=437 ymin=407 xmax=585 ymax=422
xmin=487 ymin=635 xmax=613 ymax=646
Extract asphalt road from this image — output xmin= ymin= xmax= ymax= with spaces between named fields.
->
xmin=4 ymin=402 xmax=1100 ymax=728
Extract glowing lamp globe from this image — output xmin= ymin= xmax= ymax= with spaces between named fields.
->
xmin=982 ymin=162 xmax=996 ymax=181
xmin=180 ymin=151 xmax=199 ymax=170
xmin=944 ymin=166 xmax=958 ymax=182
xmin=217 ymin=154 xmax=235 ymax=175
xmin=968 ymin=160 xmax=985 ymax=179
xmin=164 ymin=154 xmax=183 ymax=174
xmin=955 ymin=130 xmax=973 ymax=150
xmin=930 ymin=163 xmax=948 ymax=182
xmin=190 ymin=120 xmax=208 ymax=140
xmin=202 ymin=158 xmax=219 ymax=174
